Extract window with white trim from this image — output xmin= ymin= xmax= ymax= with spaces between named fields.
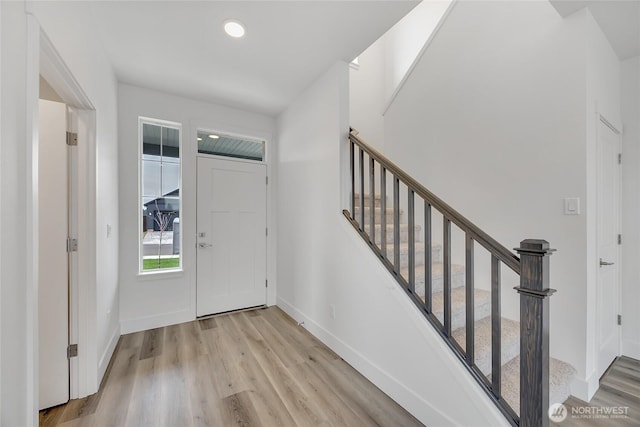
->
xmin=140 ymin=118 xmax=182 ymax=272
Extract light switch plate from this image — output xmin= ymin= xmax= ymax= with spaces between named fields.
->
xmin=564 ymin=197 xmax=580 ymax=215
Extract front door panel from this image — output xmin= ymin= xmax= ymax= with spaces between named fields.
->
xmin=196 ymin=157 xmax=267 ymax=316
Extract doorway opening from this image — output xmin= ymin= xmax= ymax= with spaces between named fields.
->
xmin=30 ymin=24 xmax=99 ymax=412
xmin=38 ymin=81 xmax=73 ymax=409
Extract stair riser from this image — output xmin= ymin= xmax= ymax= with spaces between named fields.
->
xmin=371 ymin=226 xmax=422 ymax=245
xmin=498 ymin=356 xmax=577 ymax=417
xmin=383 ymin=247 xmax=442 ymax=267
xmin=355 ymin=221 xmax=422 ymax=246
xmin=449 ymin=317 xmax=521 ymax=377
xmin=354 ymin=207 xmax=399 ymax=225
xmin=432 ymin=299 xmax=491 ymax=332
xmin=353 ymin=197 xmax=382 ymax=208
xmin=475 ymin=335 xmax=519 ymax=377
xmin=414 ymin=270 xmax=465 ymax=294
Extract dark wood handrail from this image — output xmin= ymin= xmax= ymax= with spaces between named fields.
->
xmin=350 ymin=130 xmax=520 ymax=274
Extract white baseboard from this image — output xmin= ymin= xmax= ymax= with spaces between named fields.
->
xmin=622 ymin=339 xmax=640 ymax=360
xmin=571 ymin=342 xmax=640 ymax=403
xmin=571 ymin=370 xmax=599 ymax=402
xmin=277 ymin=296 xmax=461 ymax=427
xmin=120 ymin=308 xmax=194 ymax=334
xmin=98 ymin=325 xmax=121 ymax=384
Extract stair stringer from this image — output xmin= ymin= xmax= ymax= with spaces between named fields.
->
xmin=277 ymin=216 xmax=510 ymax=427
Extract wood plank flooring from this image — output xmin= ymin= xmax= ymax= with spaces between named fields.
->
xmin=40 ymin=307 xmax=422 ymax=427
xmin=552 ymin=356 xmax=640 ymax=426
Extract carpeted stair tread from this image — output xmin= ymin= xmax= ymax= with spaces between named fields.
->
xmin=354 ymin=194 xmax=382 ymax=208
xmin=383 ymin=242 xmax=442 ymax=267
xmin=497 ymin=356 xmax=577 ymax=416
xmin=409 ymin=262 xmax=466 ymax=295
xmin=452 ymin=316 xmax=520 ymax=376
xmin=371 ymin=223 xmax=422 ymax=245
xmin=422 ymin=287 xmax=492 ymax=331
xmin=353 ymin=206 xmax=399 ymax=221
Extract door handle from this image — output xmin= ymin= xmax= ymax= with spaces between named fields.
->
xmin=198 ymin=242 xmax=213 ymax=249
xmin=599 ymin=258 xmax=615 ymax=267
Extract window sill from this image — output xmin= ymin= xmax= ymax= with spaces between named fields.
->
xmin=137 ymin=268 xmax=184 ymax=281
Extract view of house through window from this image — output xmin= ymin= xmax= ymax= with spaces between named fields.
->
xmin=140 ymin=118 xmax=182 ymax=272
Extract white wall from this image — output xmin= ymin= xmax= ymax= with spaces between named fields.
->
xmin=350 ymin=41 xmax=386 ymax=149
xmin=380 ymin=0 xmax=624 ymax=402
xmin=276 ymin=61 xmax=509 ymax=426
xmin=118 ymin=84 xmax=276 ymax=333
xmin=1 ymin=1 xmax=120 ymax=423
xmin=349 ymin=0 xmax=452 ymax=149
xmin=1 ymin=2 xmax=30 ymax=424
xmin=382 ymin=0 xmax=452 ymax=106
xmin=621 ymin=56 xmax=640 ymax=359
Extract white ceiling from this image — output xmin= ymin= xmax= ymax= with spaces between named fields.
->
xmin=78 ymin=1 xmax=419 ymax=116
xmin=549 ymin=0 xmax=640 ymax=60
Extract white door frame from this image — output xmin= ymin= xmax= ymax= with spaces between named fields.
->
xmin=595 ymin=111 xmax=623 ymax=377
xmin=190 ymin=123 xmax=276 ymax=316
xmin=27 ymin=16 xmax=98 ymax=414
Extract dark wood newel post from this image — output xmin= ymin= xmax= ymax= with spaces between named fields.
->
xmin=515 ymin=239 xmax=556 ymax=427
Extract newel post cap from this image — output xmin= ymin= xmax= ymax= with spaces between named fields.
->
xmin=515 ymin=239 xmax=556 ymax=256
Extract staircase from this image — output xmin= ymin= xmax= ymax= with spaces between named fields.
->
xmin=344 ymin=130 xmax=576 ymax=426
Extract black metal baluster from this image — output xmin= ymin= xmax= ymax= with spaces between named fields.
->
xmin=491 ymin=255 xmax=501 ymax=397
xmin=443 ymin=218 xmax=451 ymax=337
xmin=393 ymin=177 xmax=400 ymax=272
xmin=359 ymin=148 xmax=364 ymax=230
xmin=380 ymin=167 xmax=387 ymax=257
xmin=424 ymin=201 xmax=432 ymax=313
xmin=408 ymin=190 xmax=415 ymax=293
xmin=369 ymin=157 xmax=375 ymax=242
xmin=465 ymin=233 xmax=475 ymax=364
xmin=350 ymin=140 xmax=354 ymax=219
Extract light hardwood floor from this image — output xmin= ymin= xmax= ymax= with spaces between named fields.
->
xmin=40 ymin=307 xmax=423 ymax=427
xmin=552 ymin=356 xmax=640 ymax=426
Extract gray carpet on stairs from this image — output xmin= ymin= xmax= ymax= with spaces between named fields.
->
xmin=497 ymin=356 xmax=577 ymax=415
xmin=409 ymin=262 xmax=465 ymax=295
xmin=452 ymin=316 xmax=521 ymax=376
xmin=431 ymin=288 xmax=491 ymax=331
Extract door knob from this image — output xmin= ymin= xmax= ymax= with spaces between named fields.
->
xmin=599 ymin=258 xmax=614 ymax=267
xmin=198 ymin=242 xmax=213 ymax=249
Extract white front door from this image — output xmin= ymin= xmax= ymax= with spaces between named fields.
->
xmin=38 ymin=99 xmax=69 ymax=409
xmin=196 ymin=157 xmax=267 ymax=316
xmin=596 ymin=117 xmax=622 ymax=377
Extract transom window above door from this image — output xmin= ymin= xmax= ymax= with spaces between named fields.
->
xmin=197 ymin=130 xmax=265 ymax=162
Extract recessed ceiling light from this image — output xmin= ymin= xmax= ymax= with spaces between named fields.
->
xmin=224 ymin=20 xmax=245 ymax=38
xmin=208 ymin=134 xmax=220 ymax=139
xmin=197 ymin=137 xmax=202 ymax=141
